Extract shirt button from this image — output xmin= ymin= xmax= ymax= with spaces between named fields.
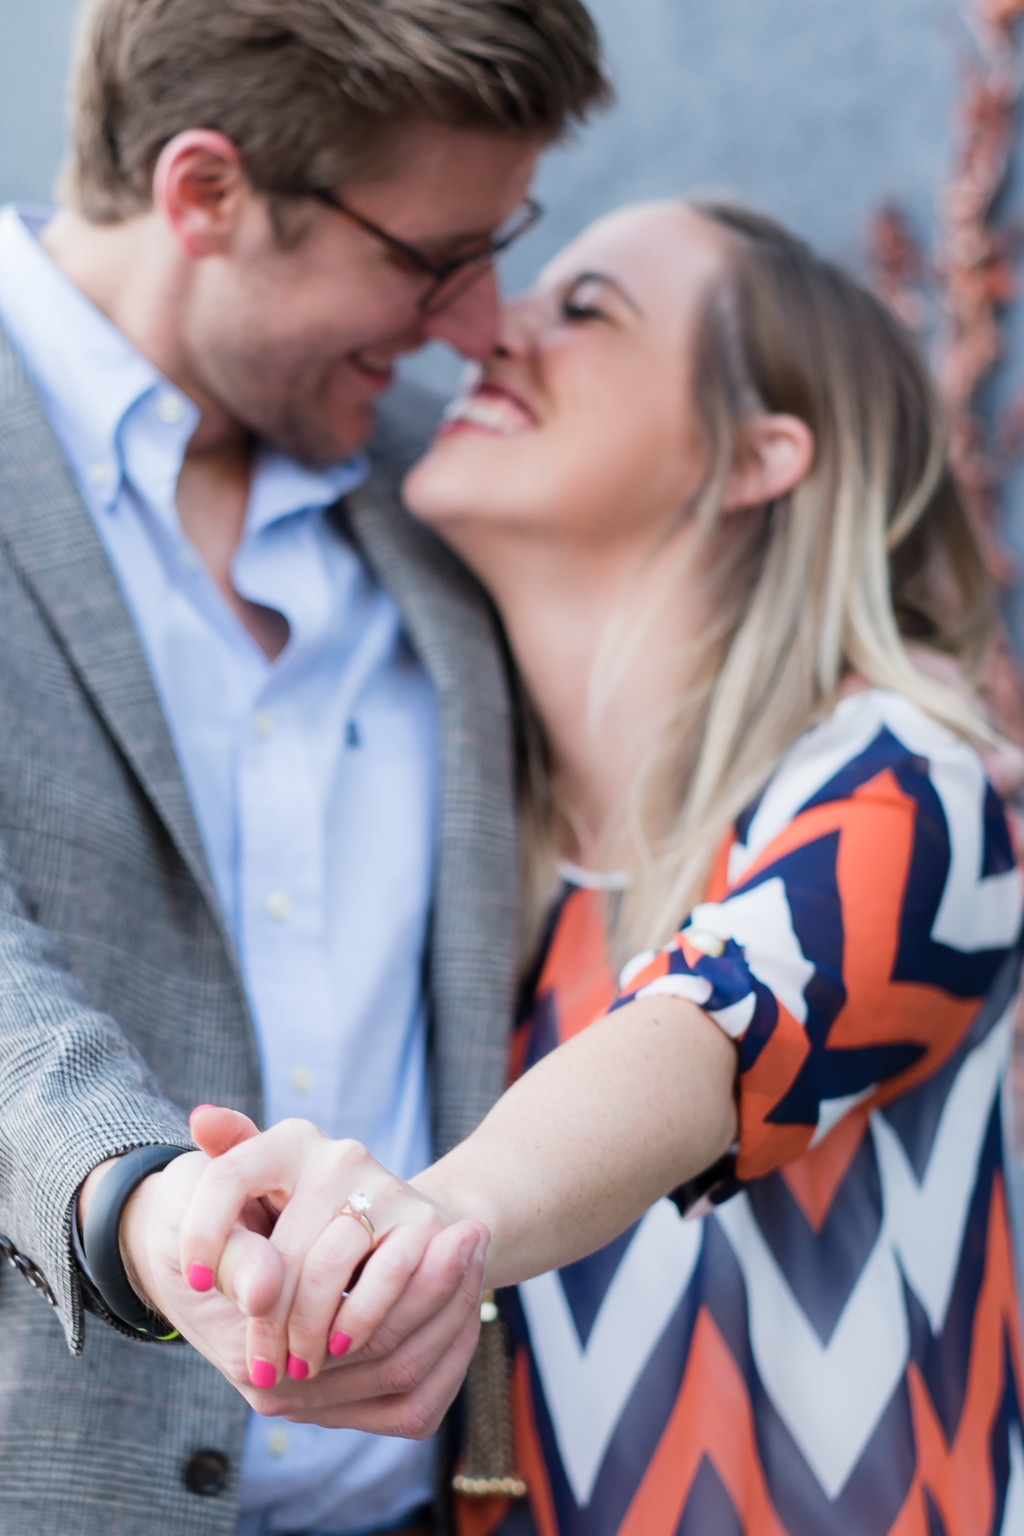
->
xmin=254 ymin=710 xmax=275 ymax=739
xmin=268 ymin=1427 xmax=290 ymax=1457
xmin=87 ymin=461 xmax=115 ymax=487
xmin=266 ymin=890 xmax=293 ymax=922
xmin=156 ymin=390 xmax=187 ymax=425
xmin=290 ymin=1065 xmax=314 ymax=1095
xmin=177 ymin=545 xmax=201 ymax=573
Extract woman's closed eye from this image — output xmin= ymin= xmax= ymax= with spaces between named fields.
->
xmin=560 ymin=276 xmax=615 ymax=324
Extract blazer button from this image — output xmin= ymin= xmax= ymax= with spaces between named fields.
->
xmin=0 ymin=1236 xmax=17 ymax=1267
xmin=182 ymin=1449 xmax=230 ymax=1497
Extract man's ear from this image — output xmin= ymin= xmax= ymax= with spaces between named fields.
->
xmin=722 ymin=413 xmax=815 ymax=512
xmin=153 ymin=130 xmax=249 ymax=260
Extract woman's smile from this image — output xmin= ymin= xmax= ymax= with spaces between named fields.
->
xmin=440 ymin=379 xmax=538 ymax=437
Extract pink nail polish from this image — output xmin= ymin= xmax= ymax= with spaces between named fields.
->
xmin=286 ymin=1353 xmax=309 ymax=1381
xmin=329 ymin=1331 xmax=352 ymax=1358
xmin=249 ymin=1358 xmax=277 ymax=1389
xmin=187 ymin=1262 xmax=214 ymax=1293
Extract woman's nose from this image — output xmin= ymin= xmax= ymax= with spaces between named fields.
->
xmin=493 ymin=293 xmax=542 ymax=359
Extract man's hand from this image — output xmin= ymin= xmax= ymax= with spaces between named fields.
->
xmin=181 ymin=1108 xmax=489 ymax=1434
xmin=113 ymin=1150 xmax=285 ymax=1396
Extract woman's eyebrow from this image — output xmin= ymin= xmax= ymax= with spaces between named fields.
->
xmin=571 ymin=269 xmax=646 ymax=317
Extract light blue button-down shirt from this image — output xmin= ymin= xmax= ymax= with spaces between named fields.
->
xmin=0 ymin=205 xmax=440 ymax=1536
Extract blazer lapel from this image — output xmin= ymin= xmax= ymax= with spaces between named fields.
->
xmin=346 ymin=473 xmax=520 ymax=1155
xmin=0 ymin=325 xmax=225 ymax=930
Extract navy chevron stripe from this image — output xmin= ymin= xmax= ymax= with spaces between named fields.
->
xmin=905 ymin=1100 xmax=1004 ymax=1442
xmin=675 ymin=1457 xmax=744 ymax=1536
xmin=880 ymin=948 xmax=1018 ymax=1178
xmin=749 ymin=1367 xmax=916 ymax=1536
xmin=506 ymin=1251 xmax=704 ymax=1536
xmin=556 ymin=1223 xmax=638 ymax=1349
xmin=700 ymin=1223 xmax=917 ymax=1536
xmin=985 ymin=1336 xmax=1023 ymax=1536
xmin=747 ymin=1131 xmax=883 ymax=1345
xmin=797 ymin=724 xmax=921 ymax=818
xmin=891 ymin=754 xmax=1012 ymax=998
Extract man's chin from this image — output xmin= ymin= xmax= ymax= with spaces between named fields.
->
xmin=271 ymin=402 xmax=378 ymax=469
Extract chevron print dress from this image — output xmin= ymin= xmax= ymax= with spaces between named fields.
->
xmin=458 ymin=688 xmax=1024 ymax=1536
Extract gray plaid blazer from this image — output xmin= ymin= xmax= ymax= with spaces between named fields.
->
xmin=0 ymin=322 xmax=518 ymax=1535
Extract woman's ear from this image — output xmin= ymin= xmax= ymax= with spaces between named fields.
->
xmin=723 ymin=413 xmax=815 ymax=512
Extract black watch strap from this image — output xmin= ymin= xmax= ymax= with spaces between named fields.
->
xmin=81 ymin=1143 xmax=190 ymax=1338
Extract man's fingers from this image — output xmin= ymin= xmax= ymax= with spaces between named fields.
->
xmin=217 ymin=1225 xmax=286 ymax=1318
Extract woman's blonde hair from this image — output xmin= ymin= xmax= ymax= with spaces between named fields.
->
xmin=521 ymin=199 xmax=994 ymax=964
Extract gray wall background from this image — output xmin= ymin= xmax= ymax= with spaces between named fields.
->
xmin=3 ymin=0 xmax=1024 ymax=633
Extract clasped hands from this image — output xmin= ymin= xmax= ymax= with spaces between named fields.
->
xmin=120 ymin=1106 xmax=490 ymax=1439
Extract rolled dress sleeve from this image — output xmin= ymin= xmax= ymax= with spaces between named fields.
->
xmin=613 ymin=690 xmax=1024 ymax=1201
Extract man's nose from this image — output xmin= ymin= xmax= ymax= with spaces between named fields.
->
xmin=423 ymin=267 xmax=502 ymax=361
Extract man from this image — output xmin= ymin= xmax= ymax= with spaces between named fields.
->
xmin=0 ymin=1 xmax=608 ymax=1531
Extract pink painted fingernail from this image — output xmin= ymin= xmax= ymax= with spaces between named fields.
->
xmin=329 ymin=1331 xmax=352 ymax=1358
xmin=187 ymin=1263 xmax=214 ymax=1293
xmin=249 ymin=1358 xmax=277 ymax=1389
xmin=286 ymin=1353 xmax=309 ymax=1381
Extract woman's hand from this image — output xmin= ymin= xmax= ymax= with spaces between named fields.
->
xmin=183 ymin=1108 xmax=490 ymax=1393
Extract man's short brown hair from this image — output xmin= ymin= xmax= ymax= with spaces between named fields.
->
xmin=65 ymin=0 xmax=611 ymax=222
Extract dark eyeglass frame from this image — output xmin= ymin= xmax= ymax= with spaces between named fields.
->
xmin=312 ymin=190 xmax=543 ymax=315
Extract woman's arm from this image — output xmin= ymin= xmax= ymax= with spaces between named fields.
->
xmin=414 ymin=994 xmax=737 ymax=1288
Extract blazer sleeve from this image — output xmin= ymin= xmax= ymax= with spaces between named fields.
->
xmin=0 ymin=839 xmax=193 ymax=1353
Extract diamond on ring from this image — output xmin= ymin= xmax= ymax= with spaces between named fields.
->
xmin=348 ymin=1190 xmax=373 ymax=1214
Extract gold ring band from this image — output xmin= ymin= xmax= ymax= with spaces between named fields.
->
xmin=338 ymin=1195 xmax=378 ymax=1251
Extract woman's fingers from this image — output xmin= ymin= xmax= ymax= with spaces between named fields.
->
xmin=245 ymin=1202 xmax=374 ymax=1384
xmin=321 ymin=1215 xmax=480 ymax=1367
xmin=179 ymin=1117 xmax=321 ymax=1296
xmin=231 ymin=1137 xmax=396 ymax=1386
xmin=189 ymin=1104 xmax=261 ymax=1158
xmin=283 ymin=1209 xmax=442 ymax=1378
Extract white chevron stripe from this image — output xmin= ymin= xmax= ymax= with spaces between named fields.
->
xmin=872 ymin=1008 xmax=1011 ymax=1333
xmin=688 ymin=879 xmax=815 ymax=1026
xmin=1001 ymin=1424 xmax=1024 ymax=1535
xmin=518 ymin=1199 xmax=702 ymax=1507
xmin=726 ymin=690 xmax=1022 ymax=954
xmin=716 ymin=1192 xmax=909 ymax=1500
xmin=715 ymin=1014 xmax=1010 ymax=1498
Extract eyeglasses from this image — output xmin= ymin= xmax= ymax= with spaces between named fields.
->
xmin=312 ymin=190 xmax=543 ymax=315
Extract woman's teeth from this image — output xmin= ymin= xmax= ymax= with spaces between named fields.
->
xmin=443 ymin=392 xmax=533 ymax=435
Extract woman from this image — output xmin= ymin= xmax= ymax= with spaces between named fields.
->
xmin=185 ymin=201 xmax=1024 ymax=1534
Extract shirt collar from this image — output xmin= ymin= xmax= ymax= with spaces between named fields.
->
xmin=0 ymin=204 xmax=368 ymax=524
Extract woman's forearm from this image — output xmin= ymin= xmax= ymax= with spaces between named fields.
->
xmin=412 ymin=995 xmax=737 ymax=1289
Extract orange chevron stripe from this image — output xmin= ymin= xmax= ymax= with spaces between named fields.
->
xmin=617 ymin=1307 xmax=787 ymax=1536
xmin=455 ymin=1490 xmax=508 ymax=1536
xmin=537 ymin=887 xmax=617 ymax=1044
xmin=907 ymin=1174 xmax=1024 ymax=1533
xmin=735 ymin=997 xmax=813 ymax=1182
xmin=724 ymin=771 xmax=976 ymax=1180
xmin=827 ymin=772 xmax=975 ymax=1081
xmin=512 ymin=1346 xmax=561 ymax=1536
xmin=781 ymin=1103 xmax=871 ymax=1232
xmin=883 ymin=1480 xmax=932 ymax=1536
xmin=456 ymin=1348 xmax=560 ymax=1536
